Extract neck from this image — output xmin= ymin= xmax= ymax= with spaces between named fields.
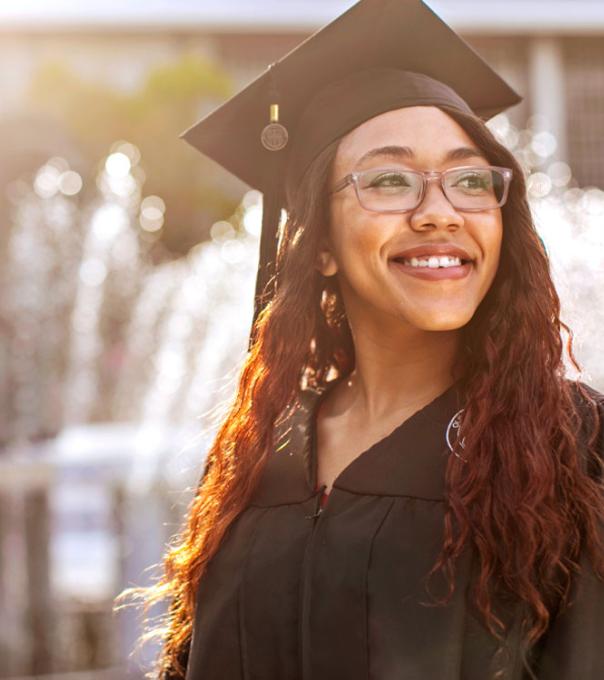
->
xmin=342 ymin=322 xmax=461 ymax=422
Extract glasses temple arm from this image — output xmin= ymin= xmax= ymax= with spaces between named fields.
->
xmin=330 ymin=174 xmax=353 ymax=195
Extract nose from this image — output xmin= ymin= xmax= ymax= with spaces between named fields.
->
xmin=409 ymin=177 xmax=464 ymax=231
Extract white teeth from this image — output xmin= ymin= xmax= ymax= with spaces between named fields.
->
xmin=403 ymin=255 xmax=463 ymax=268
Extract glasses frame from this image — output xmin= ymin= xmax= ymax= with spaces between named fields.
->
xmin=330 ymin=164 xmax=514 ymax=213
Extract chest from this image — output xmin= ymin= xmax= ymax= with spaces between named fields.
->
xmin=187 ymin=495 xmax=529 ymax=680
xmin=314 ymin=407 xmax=418 ymax=492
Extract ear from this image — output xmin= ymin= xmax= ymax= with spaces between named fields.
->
xmin=315 ymin=245 xmax=338 ymax=277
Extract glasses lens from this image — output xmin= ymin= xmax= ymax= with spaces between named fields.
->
xmin=444 ymin=167 xmax=506 ymax=209
xmin=357 ymin=168 xmax=422 ymax=211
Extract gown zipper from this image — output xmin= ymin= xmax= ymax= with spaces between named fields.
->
xmin=300 ymin=484 xmax=327 ymax=680
xmin=304 ymin=485 xmax=327 ymax=519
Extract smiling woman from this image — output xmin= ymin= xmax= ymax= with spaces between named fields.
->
xmin=115 ymin=2 xmax=604 ymax=679
xmin=320 ymin=106 xmax=505 ymax=335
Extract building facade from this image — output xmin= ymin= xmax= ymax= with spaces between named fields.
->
xmin=1 ymin=0 xmax=603 ymax=187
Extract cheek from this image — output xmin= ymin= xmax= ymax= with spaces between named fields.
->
xmin=484 ymin=215 xmax=503 ymax=264
xmin=475 ymin=214 xmax=503 ymax=288
xmin=329 ymin=202 xmax=396 ymax=272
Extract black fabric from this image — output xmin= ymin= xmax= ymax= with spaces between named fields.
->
xmin=178 ymin=0 xmax=521 ymax=195
xmin=174 ymin=380 xmax=604 ymax=680
xmin=251 ymin=187 xmax=283 ymax=335
xmin=285 ymin=68 xmax=474 ymax=192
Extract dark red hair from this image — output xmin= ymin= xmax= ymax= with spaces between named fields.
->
xmin=115 ymin=105 xmax=604 ymax=680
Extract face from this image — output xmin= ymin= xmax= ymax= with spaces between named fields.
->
xmin=320 ymin=106 xmax=503 ymax=334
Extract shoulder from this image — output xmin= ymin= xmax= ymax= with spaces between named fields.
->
xmin=567 ymin=379 xmax=604 ymax=423
xmin=566 ymin=379 xmax=604 ymax=479
xmin=569 ymin=378 xmax=604 ymax=402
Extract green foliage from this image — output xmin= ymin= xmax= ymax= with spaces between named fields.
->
xmin=25 ymin=54 xmax=239 ymax=254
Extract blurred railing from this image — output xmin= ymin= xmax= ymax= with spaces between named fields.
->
xmin=0 ymin=429 xmax=199 ymax=679
xmin=4 ymin=669 xmax=128 ymax=680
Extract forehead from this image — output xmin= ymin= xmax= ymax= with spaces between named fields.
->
xmin=333 ymin=105 xmax=480 ymax=171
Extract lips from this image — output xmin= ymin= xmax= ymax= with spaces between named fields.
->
xmin=389 ymin=258 xmax=473 ymax=281
xmin=389 ymin=243 xmax=474 ymax=264
xmin=388 ymin=242 xmax=475 ymax=282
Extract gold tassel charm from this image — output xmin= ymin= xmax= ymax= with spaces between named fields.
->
xmin=261 ymin=65 xmax=288 ymax=151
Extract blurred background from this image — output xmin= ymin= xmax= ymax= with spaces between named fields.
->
xmin=1 ymin=1 xmax=603 ymax=678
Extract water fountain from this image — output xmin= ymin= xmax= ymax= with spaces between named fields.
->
xmin=489 ymin=113 xmax=604 ymax=384
xmin=0 ymin=142 xmax=259 ymax=676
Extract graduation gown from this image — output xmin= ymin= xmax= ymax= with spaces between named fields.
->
xmin=177 ymin=380 xmax=604 ymax=680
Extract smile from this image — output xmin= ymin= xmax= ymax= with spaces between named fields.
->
xmin=389 ymin=257 xmax=473 ymax=281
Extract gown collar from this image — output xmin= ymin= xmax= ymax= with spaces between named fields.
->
xmin=250 ymin=379 xmax=464 ymax=507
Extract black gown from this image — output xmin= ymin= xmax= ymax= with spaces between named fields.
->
xmin=174 ymin=379 xmax=604 ymax=680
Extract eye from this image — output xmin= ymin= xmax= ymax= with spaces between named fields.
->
xmin=452 ymin=171 xmax=492 ymax=192
xmin=365 ymin=171 xmax=413 ymax=191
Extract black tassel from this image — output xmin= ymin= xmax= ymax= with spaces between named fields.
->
xmin=249 ymin=190 xmax=283 ymax=346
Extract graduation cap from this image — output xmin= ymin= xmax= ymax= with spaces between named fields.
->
xmin=179 ymin=0 xmax=522 ymax=339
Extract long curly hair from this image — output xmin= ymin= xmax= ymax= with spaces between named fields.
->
xmin=115 ymin=105 xmax=604 ymax=680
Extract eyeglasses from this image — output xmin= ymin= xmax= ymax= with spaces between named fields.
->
xmin=330 ymin=165 xmax=513 ymax=213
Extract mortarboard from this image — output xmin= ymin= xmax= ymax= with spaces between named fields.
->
xmin=178 ymin=0 xmax=522 ymax=339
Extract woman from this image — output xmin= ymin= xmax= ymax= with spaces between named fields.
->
xmin=117 ymin=2 xmax=604 ymax=679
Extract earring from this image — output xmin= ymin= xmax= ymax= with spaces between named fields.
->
xmin=319 ymin=258 xmax=329 ymax=276
xmin=317 ymin=252 xmax=336 ymax=276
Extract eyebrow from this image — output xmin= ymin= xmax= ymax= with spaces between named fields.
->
xmin=354 ymin=144 xmax=487 ymax=168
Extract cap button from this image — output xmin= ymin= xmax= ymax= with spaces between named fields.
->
xmin=261 ymin=103 xmax=288 ymax=151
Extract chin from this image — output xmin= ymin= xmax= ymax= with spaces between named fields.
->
xmin=402 ymin=307 xmax=476 ymax=331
